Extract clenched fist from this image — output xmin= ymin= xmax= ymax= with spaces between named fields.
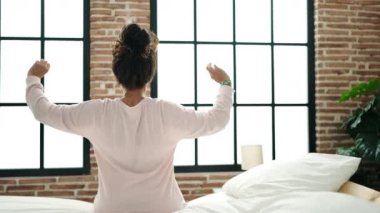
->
xmin=28 ymin=60 xmax=50 ymax=78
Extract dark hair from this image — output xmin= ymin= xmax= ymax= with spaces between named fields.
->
xmin=112 ymin=24 xmax=158 ymax=90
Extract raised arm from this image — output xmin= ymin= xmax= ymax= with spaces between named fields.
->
xmin=163 ymin=63 xmax=233 ymax=139
xmin=26 ymin=60 xmax=98 ymax=138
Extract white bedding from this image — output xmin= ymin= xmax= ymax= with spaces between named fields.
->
xmin=1 ymin=154 xmax=379 ymax=213
xmin=1 ymin=192 xmax=379 ymax=213
xmin=178 ymin=153 xmax=380 ymax=213
xmin=0 ymin=196 xmax=93 ymax=213
xmin=178 ymin=191 xmax=380 ymax=213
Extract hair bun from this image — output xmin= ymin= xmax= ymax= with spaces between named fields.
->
xmin=121 ymin=24 xmax=150 ymax=54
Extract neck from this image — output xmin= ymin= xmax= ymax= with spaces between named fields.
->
xmin=122 ymin=88 xmax=145 ymax=107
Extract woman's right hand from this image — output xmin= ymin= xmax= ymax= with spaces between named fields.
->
xmin=206 ymin=63 xmax=230 ymax=84
xmin=28 ymin=60 xmax=50 ymax=79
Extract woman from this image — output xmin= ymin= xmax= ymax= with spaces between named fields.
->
xmin=26 ymin=23 xmax=233 ymax=213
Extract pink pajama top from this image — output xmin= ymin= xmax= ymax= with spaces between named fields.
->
xmin=26 ymin=75 xmax=233 ymax=213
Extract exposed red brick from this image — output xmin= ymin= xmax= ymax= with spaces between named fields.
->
xmin=209 ymin=172 xmax=239 ymax=180
xmin=77 ymin=190 xmax=98 ymax=196
xmin=317 ymin=43 xmax=350 ymax=48
xmin=324 ymin=62 xmax=356 ymax=68
xmin=49 ymin=184 xmax=85 ymax=190
xmin=324 ymin=10 xmax=356 ymax=17
xmin=179 ymin=183 xmax=202 ymax=188
xmin=78 ymin=197 xmax=95 ymax=202
xmin=358 ymin=12 xmax=380 ymax=17
xmin=0 ymin=179 xmax=17 ymax=185
xmin=58 ymin=176 xmax=95 ymax=183
xmin=37 ymin=191 xmax=74 ymax=197
xmin=1 ymin=191 xmax=36 ymax=196
xmin=325 ymin=49 xmax=356 ymax=55
xmin=318 ymin=116 xmax=335 ymax=121
xmin=352 ymin=56 xmax=380 ymax=62
xmin=181 ymin=189 xmax=191 ymax=195
xmin=316 ymin=55 xmax=350 ymax=61
xmin=87 ymin=183 xmax=99 ymax=189
xmin=91 ymin=3 xmax=125 ymax=10
xmin=7 ymin=185 xmax=45 ymax=191
xmin=90 ymin=9 xmax=112 ymax=16
xmin=18 ymin=178 xmax=57 ymax=184
xmin=369 ymin=64 xmax=380 ymax=69
xmin=201 ymin=182 xmax=225 ymax=188
xmin=316 ymin=4 xmax=348 ymax=10
xmin=351 ymin=6 xmax=380 ymax=12
xmin=318 ymin=142 xmax=333 ymax=148
xmin=324 ymin=0 xmax=355 ymax=3
xmin=357 ymin=1 xmax=380 ymax=6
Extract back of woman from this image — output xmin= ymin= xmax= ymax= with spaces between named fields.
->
xmin=89 ymin=97 xmax=184 ymax=213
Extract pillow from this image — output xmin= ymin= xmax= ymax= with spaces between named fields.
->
xmin=223 ymin=153 xmax=361 ymax=198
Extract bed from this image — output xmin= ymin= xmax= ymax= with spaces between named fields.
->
xmin=177 ymin=153 xmax=380 ymax=213
xmin=0 ymin=154 xmax=379 ymax=213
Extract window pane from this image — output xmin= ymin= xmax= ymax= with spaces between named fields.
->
xmin=275 ymin=106 xmax=308 ymax=160
xmin=237 ymin=107 xmax=272 ymax=164
xmin=158 ymin=44 xmax=194 ymax=104
xmin=197 ymin=0 xmax=233 ymax=42
xmin=273 ymin=0 xmax=307 ymax=43
xmin=274 ymin=46 xmax=308 ymax=104
xmin=157 ymin=0 xmax=193 ymax=41
xmin=45 ymin=0 xmax=83 ymax=38
xmin=174 ymin=139 xmax=195 ymax=166
xmin=1 ymin=0 xmax=40 ymax=37
xmin=44 ymin=41 xmax=83 ymax=103
xmin=44 ymin=126 xmax=83 ymax=168
xmin=0 ymin=107 xmax=40 ymax=169
xmin=173 ymin=107 xmax=196 ymax=166
xmin=0 ymin=41 xmax=41 ymax=103
xmin=197 ymin=44 xmax=233 ymax=104
xmin=236 ymin=0 xmax=271 ymax=42
xmin=236 ymin=45 xmax=272 ymax=104
xmin=198 ymin=107 xmax=234 ymax=165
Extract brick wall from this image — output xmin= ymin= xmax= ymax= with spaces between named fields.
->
xmin=315 ymin=0 xmax=380 ymax=153
xmin=1 ymin=0 xmax=379 ymax=203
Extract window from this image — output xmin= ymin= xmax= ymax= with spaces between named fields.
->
xmin=151 ymin=0 xmax=315 ymax=172
xmin=0 ymin=0 xmax=90 ymax=177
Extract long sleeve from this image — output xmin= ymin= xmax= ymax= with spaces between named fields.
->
xmin=162 ymin=85 xmax=233 ymax=139
xmin=25 ymin=75 xmax=99 ymax=138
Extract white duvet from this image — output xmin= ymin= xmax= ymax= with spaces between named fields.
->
xmin=178 ymin=191 xmax=380 ymax=213
xmin=0 ymin=196 xmax=93 ymax=213
xmin=1 ymin=192 xmax=379 ymax=213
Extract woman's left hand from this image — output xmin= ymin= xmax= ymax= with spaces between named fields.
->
xmin=28 ymin=60 xmax=50 ymax=78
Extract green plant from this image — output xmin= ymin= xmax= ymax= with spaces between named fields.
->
xmin=336 ymin=79 xmax=380 ymax=161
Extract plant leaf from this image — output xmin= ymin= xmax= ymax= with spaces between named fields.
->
xmin=367 ymin=79 xmax=380 ymax=92
xmin=338 ymin=79 xmax=380 ymax=103
xmin=336 ymin=146 xmax=358 ymax=157
xmin=355 ymin=133 xmax=380 ymax=161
